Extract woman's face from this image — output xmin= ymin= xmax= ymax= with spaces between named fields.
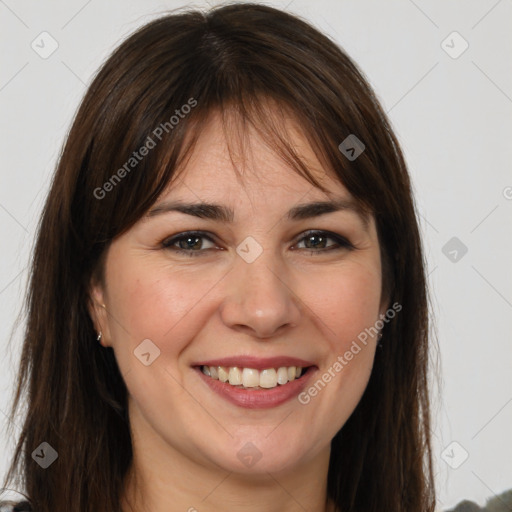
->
xmin=90 ymin=111 xmax=388 ymax=477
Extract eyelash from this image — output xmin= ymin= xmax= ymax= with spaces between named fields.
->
xmin=161 ymin=230 xmax=355 ymax=257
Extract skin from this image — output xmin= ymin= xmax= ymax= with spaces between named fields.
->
xmin=89 ymin=110 xmax=388 ymax=512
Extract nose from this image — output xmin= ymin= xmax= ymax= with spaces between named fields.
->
xmin=219 ymin=248 xmax=302 ymax=339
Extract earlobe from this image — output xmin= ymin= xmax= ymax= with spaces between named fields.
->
xmin=87 ymin=282 xmax=110 ymax=347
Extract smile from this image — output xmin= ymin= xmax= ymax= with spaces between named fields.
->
xmin=194 ymin=362 xmax=316 ymax=409
xmin=201 ymin=365 xmax=304 ymax=389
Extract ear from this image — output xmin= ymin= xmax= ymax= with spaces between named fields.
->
xmin=87 ymin=278 xmax=112 ymax=348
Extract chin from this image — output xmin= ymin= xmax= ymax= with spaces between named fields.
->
xmin=203 ymin=433 xmax=314 ymax=476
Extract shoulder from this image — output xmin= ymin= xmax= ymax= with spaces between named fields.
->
xmin=443 ymin=488 xmax=512 ymax=511
xmin=443 ymin=501 xmax=483 ymax=511
xmin=0 ymin=501 xmax=32 ymax=512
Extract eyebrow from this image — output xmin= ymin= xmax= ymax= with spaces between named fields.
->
xmin=146 ymin=198 xmax=370 ymax=228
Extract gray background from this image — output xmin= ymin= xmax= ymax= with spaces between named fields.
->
xmin=1 ymin=0 xmax=511 ymax=509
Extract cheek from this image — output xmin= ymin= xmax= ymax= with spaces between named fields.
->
xmin=299 ymin=270 xmax=380 ymax=434
xmin=307 ymin=262 xmax=382 ymax=349
xmin=299 ymin=262 xmax=381 ymax=410
xmin=105 ymin=254 xmax=222 ymax=352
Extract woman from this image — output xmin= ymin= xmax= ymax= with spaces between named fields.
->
xmin=1 ymin=3 xmax=437 ymax=511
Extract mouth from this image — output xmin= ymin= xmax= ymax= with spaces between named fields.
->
xmin=192 ymin=357 xmax=317 ymax=409
xmin=199 ymin=364 xmax=309 ymax=390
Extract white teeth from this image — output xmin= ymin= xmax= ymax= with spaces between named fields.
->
xmin=260 ymin=368 xmax=277 ymax=388
xmin=228 ymin=367 xmax=243 ymax=385
xmin=218 ymin=366 xmax=229 ymax=382
xmin=242 ymin=368 xmax=260 ymax=388
xmin=277 ymin=367 xmax=288 ymax=385
xmin=201 ymin=365 xmax=305 ymax=389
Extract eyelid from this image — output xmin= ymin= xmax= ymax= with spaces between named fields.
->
xmin=293 ymin=229 xmax=355 ymax=250
xmin=161 ymin=229 xmax=355 ymax=254
xmin=161 ymin=230 xmax=218 ymax=248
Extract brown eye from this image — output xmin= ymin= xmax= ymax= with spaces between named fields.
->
xmin=294 ymin=230 xmax=354 ymax=254
xmin=162 ymin=231 xmax=217 ymax=257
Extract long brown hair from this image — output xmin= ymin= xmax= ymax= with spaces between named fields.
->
xmin=2 ymin=3 xmax=437 ymax=511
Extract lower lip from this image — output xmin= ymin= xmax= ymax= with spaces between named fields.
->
xmin=195 ymin=367 xmax=316 ymax=409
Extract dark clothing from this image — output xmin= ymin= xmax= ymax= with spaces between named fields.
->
xmin=0 ymin=502 xmax=32 ymax=512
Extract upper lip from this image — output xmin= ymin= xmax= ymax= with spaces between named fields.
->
xmin=193 ymin=355 xmax=316 ymax=371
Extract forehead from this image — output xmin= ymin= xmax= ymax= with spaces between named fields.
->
xmin=165 ymin=108 xmax=348 ymax=202
xmin=147 ymin=110 xmax=372 ymax=231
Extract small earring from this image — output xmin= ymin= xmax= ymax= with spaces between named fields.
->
xmin=377 ymin=332 xmax=383 ymax=348
xmin=97 ymin=331 xmax=102 ymax=342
